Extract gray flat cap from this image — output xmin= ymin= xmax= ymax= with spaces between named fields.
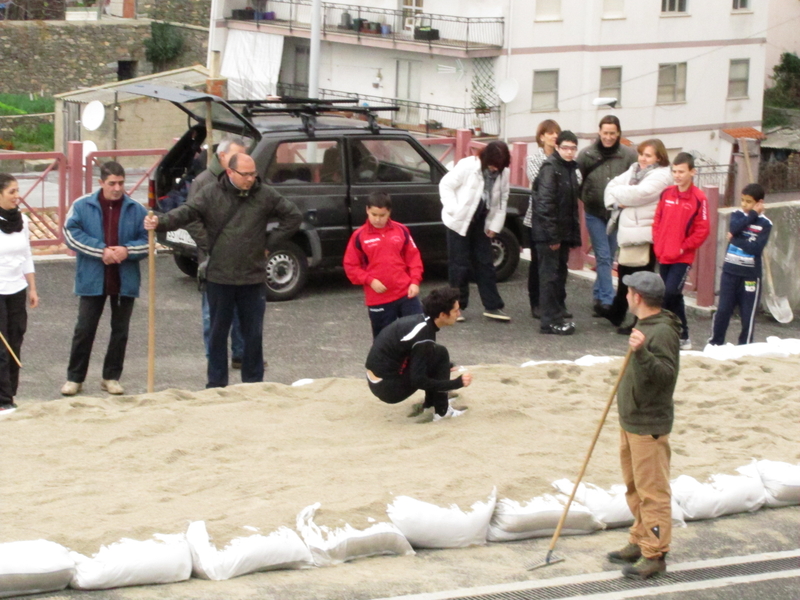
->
xmin=622 ymin=271 xmax=665 ymax=299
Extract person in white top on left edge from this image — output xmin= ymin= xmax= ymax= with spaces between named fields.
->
xmin=0 ymin=173 xmax=38 ymax=412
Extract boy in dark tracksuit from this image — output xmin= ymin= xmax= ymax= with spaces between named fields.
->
xmin=709 ymin=184 xmax=772 ymax=346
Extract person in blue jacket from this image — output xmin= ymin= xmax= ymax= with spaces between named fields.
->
xmin=61 ymin=162 xmax=149 ymax=396
xmin=709 ymin=183 xmax=772 ymax=346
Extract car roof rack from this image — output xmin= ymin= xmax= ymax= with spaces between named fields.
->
xmin=228 ymin=97 xmax=400 ymax=137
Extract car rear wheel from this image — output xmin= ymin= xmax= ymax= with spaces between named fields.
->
xmin=173 ymin=253 xmax=198 ymax=278
xmin=492 ymin=227 xmax=521 ymax=282
xmin=265 ymin=241 xmax=309 ymax=301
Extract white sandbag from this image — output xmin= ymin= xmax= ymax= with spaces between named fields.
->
xmin=671 ymin=473 xmax=765 ymax=521
xmin=551 ymin=479 xmax=686 ymax=529
xmin=296 ymin=503 xmax=414 ymax=566
xmin=387 ymin=488 xmax=496 ymax=548
xmin=186 ymin=521 xmax=313 ymax=580
xmin=0 ymin=540 xmax=74 ymax=598
xmin=738 ymin=460 xmax=800 ymax=508
xmin=487 ymin=494 xmax=603 ymax=542
xmin=69 ymin=534 xmax=191 ymax=590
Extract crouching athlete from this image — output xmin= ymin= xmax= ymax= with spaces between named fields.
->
xmin=365 ymin=286 xmax=472 ymax=421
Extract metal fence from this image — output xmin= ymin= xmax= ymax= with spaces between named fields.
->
xmin=760 ymin=155 xmax=800 ymax=193
xmin=276 ymin=84 xmax=501 ymax=136
xmin=233 ymin=0 xmax=504 ymax=50
xmin=695 ymin=164 xmax=737 ymax=206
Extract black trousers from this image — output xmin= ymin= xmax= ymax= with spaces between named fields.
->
xmin=0 ymin=289 xmax=27 ymax=404
xmin=368 ymin=343 xmax=451 ymax=416
xmin=205 ymin=281 xmax=266 ymax=388
xmin=659 ymin=263 xmax=691 ymax=340
xmin=609 ymin=247 xmax=657 ymax=327
xmin=447 ymin=221 xmax=504 ymax=312
xmin=536 ymin=242 xmax=570 ymax=328
xmin=527 ymin=228 xmax=540 ymax=311
xmin=67 ymin=295 xmax=135 ymax=383
xmin=710 ymin=271 xmax=761 ymax=345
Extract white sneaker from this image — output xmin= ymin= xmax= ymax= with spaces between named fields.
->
xmin=680 ymin=338 xmax=692 ymax=351
xmin=100 ymin=379 xmax=125 ymax=395
xmin=433 ymin=406 xmax=467 ymax=422
xmin=60 ymin=381 xmax=82 ymax=396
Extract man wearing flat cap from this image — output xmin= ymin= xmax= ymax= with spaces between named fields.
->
xmin=606 ymin=271 xmax=681 ymax=580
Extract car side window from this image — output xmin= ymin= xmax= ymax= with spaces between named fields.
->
xmin=350 ymin=139 xmax=433 ymax=184
xmin=266 ymin=140 xmax=343 ymax=184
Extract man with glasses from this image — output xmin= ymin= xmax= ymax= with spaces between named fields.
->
xmin=145 ymin=154 xmax=302 ymax=388
xmin=529 ymin=131 xmax=582 ymax=335
xmin=577 ymin=116 xmax=636 ymax=318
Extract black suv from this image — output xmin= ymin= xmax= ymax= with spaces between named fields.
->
xmin=127 ymin=85 xmax=529 ymax=301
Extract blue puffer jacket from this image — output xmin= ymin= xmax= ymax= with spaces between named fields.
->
xmin=63 ymin=190 xmax=149 ymax=297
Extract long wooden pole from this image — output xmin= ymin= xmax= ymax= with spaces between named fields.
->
xmin=0 ymin=330 xmax=21 ymax=369
xmin=147 ymin=210 xmax=156 ymax=393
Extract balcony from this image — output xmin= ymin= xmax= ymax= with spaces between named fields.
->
xmin=224 ymin=0 xmax=505 ymax=58
xmin=276 ymin=83 xmax=502 ymax=137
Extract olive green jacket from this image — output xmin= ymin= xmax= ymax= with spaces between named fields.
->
xmin=576 ymin=141 xmax=636 ymax=220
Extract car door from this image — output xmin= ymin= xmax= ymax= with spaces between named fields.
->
xmin=347 ymin=135 xmax=446 ymax=262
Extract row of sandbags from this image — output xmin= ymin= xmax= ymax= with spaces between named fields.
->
xmin=2 ymin=459 xmax=797 ymax=598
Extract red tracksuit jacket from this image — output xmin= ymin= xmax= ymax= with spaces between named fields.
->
xmin=652 ymin=184 xmax=710 ymax=265
xmin=343 ymin=220 xmax=424 ymax=306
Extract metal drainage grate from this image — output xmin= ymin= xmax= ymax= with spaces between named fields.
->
xmin=452 ymin=556 xmax=799 ymax=600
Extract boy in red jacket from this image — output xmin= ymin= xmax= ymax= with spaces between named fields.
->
xmin=652 ymin=152 xmax=710 ymax=350
xmin=344 ymin=192 xmax=424 ymax=338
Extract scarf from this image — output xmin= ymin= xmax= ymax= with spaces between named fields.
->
xmin=630 ymin=163 xmax=658 ymax=185
xmin=0 ymin=206 xmax=23 ymax=234
xmin=597 ymin=138 xmax=620 ymax=157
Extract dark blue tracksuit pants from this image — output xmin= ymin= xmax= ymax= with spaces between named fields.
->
xmin=710 ymin=271 xmax=761 ymax=346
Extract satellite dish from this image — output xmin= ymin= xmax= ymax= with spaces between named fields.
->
xmin=592 ymin=97 xmax=618 ymax=108
xmin=497 ymin=79 xmax=519 ymax=104
xmin=82 ymin=140 xmax=98 ymax=163
xmin=81 ymin=101 xmax=105 ymax=131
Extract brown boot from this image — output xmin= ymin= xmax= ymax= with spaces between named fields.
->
xmin=606 ymin=542 xmax=641 ymax=564
xmin=622 ymin=555 xmax=667 ymax=579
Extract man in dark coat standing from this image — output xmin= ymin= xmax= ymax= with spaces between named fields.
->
xmin=530 ymin=131 xmax=582 ymax=335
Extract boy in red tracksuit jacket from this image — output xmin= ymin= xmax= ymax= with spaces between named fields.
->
xmin=652 ymin=152 xmax=710 ymax=350
xmin=344 ymin=192 xmax=424 ymax=338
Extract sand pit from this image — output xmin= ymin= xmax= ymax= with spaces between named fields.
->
xmin=1 ymin=354 xmax=798 ymax=557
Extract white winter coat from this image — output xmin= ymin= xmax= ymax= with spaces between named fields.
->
xmin=439 ymin=155 xmax=509 ymax=236
xmin=604 ymin=164 xmax=673 ymax=247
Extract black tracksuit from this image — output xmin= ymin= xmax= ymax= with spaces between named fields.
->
xmin=710 ymin=209 xmax=772 ymax=345
xmin=365 ymin=313 xmax=464 ymax=416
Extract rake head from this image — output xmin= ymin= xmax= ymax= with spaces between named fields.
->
xmin=526 ymin=549 xmax=566 ymax=571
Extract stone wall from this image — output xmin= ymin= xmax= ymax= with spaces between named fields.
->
xmin=0 ymin=20 xmax=207 ymax=95
xmin=139 ymin=0 xmax=212 ymax=28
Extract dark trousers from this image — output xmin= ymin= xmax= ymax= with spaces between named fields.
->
xmin=205 ymin=281 xmax=266 ymax=388
xmin=0 ymin=289 xmax=27 ymax=404
xmin=659 ymin=263 xmax=691 ymax=340
xmin=368 ymin=295 xmax=423 ymax=339
xmin=536 ymin=242 xmax=570 ymax=328
xmin=527 ymin=228 xmax=540 ymax=311
xmin=368 ymin=343 xmax=451 ymax=416
xmin=609 ymin=247 xmax=657 ymax=327
xmin=67 ymin=295 xmax=135 ymax=383
xmin=710 ymin=271 xmax=761 ymax=346
xmin=447 ymin=221 xmax=504 ymax=312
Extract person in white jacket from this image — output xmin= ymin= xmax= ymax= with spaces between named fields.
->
xmin=604 ymin=139 xmax=673 ymax=332
xmin=439 ymin=141 xmax=511 ymax=321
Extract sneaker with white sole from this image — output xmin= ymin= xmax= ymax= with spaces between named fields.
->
xmin=100 ymin=379 xmax=125 ymax=395
xmin=433 ymin=406 xmax=467 ymax=421
xmin=456 ymin=315 xmax=466 ymax=322
xmin=60 ymin=381 xmax=82 ymax=396
xmin=680 ymin=338 xmax=692 ymax=350
xmin=483 ymin=309 xmax=511 ymax=321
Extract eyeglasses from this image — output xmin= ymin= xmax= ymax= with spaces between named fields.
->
xmin=231 ymin=169 xmax=257 ymax=178
xmin=558 ymin=145 xmax=578 ymax=153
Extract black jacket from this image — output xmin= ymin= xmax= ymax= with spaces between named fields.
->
xmin=156 ymin=176 xmax=302 ymax=286
xmin=530 ymin=153 xmax=582 ymax=247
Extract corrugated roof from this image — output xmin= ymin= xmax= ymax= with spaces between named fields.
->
xmin=762 ymin=126 xmax=800 ymax=151
xmin=55 ymin=65 xmax=209 ymax=104
xmin=721 ymin=127 xmax=766 ymax=141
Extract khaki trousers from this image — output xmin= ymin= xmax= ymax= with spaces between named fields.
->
xmin=619 ymin=428 xmax=672 ymax=559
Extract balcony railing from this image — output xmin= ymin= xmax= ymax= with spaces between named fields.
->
xmin=276 ymin=83 xmax=501 ymax=136
xmin=229 ymin=0 xmax=504 ymax=51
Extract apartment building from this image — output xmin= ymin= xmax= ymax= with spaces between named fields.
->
xmin=207 ymin=0 xmax=789 ymax=164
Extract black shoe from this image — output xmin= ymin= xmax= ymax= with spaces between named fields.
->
xmin=560 ymin=308 xmax=573 ymax=319
xmin=607 ymin=543 xmax=641 ymax=564
xmin=540 ymin=322 xmax=575 ymax=335
xmin=483 ymin=308 xmax=511 ymax=321
xmin=231 ymin=358 xmax=243 ymax=370
xmin=0 ymin=402 xmax=18 ymax=411
xmin=593 ymin=303 xmax=612 ymax=318
xmin=531 ymin=306 xmax=541 ymax=319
